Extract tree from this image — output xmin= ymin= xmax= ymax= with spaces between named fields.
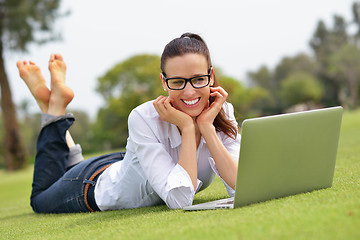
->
xmin=247 ymin=65 xmax=281 ymax=115
xmin=247 ymin=53 xmax=318 ymax=115
xmin=352 ymin=1 xmax=360 ymax=46
xmin=274 ymin=54 xmax=318 ymax=83
xmin=93 ymin=54 xmax=163 ymax=150
xmin=280 ymin=72 xmax=324 ymax=108
xmin=328 ymin=44 xmax=360 ymax=109
xmin=309 ymin=15 xmax=349 ymax=107
xmin=0 ymin=0 xmax=66 ymax=170
xmin=248 ymin=65 xmax=273 ymax=90
xmin=0 ymin=112 xmax=4 ymax=168
xmin=217 ymin=71 xmax=267 ymax=121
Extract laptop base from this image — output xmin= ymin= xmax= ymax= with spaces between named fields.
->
xmin=183 ymin=197 xmax=234 ymax=211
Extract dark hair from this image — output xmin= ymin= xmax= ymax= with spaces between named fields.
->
xmin=160 ymin=33 xmax=238 ymax=139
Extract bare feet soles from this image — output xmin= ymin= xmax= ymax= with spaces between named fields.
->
xmin=16 ymin=60 xmax=50 ymax=113
xmin=48 ymin=54 xmax=74 ymax=116
xmin=17 ymin=54 xmax=74 ymax=116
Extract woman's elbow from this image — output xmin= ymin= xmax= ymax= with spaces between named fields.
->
xmin=165 ymin=190 xmax=194 ymax=209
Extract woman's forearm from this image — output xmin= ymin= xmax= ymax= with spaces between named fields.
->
xmin=200 ymin=125 xmax=238 ymax=189
xmin=177 ymin=124 xmax=198 ymax=191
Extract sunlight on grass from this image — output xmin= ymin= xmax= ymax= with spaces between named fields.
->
xmin=0 ymin=110 xmax=359 ymax=240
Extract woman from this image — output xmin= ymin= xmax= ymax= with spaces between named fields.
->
xmin=17 ymin=33 xmax=241 ymax=213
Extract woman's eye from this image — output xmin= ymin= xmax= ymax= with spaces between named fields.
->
xmin=193 ymin=77 xmax=205 ymax=83
xmin=172 ymin=80 xmax=185 ymax=86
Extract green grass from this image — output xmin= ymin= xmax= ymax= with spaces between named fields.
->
xmin=1 ymin=110 xmax=359 ymax=240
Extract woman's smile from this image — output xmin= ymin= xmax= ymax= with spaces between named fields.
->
xmin=182 ymin=97 xmax=200 ymax=107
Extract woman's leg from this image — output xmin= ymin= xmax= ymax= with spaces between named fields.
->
xmin=17 ymin=55 xmax=85 ymax=212
xmin=47 ymin=54 xmax=84 ymax=168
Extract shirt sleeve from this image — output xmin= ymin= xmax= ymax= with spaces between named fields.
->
xmin=127 ymin=108 xmax=201 ymax=209
xmin=209 ymin=102 xmax=241 ymax=197
xmin=165 ymin=164 xmax=203 ymax=208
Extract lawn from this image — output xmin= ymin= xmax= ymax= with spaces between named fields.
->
xmin=0 ymin=110 xmax=359 ymax=240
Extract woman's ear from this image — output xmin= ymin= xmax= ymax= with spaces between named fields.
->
xmin=160 ymin=73 xmax=167 ymax=91
xmin=210 ymin=67 xmax=214 ymax=86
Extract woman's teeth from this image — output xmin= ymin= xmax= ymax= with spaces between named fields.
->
xmin=183 ymin=98 xmax=199 ymax=105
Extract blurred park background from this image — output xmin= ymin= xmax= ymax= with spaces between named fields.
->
xmin=0 ymin=0 xmax=359 ymax=171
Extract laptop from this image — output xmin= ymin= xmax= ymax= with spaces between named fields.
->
xmin=183 ymin=106 xmax=343 ymax=210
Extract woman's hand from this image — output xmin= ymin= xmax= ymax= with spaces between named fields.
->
xmin=153 ymin=96 xmax=194 ymax=132
xmin=196 ymin=86 xmax=228 ymax=132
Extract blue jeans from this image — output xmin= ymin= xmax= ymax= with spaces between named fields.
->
xmin=30 ymin=115 xmax=124 ymax=213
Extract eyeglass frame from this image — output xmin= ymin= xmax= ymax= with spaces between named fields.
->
xmin=162 ymin=68 xmax=213 ymax=90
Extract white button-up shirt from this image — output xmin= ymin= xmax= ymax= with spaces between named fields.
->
xmin=94 ymin=100 xmax=241 ymax=210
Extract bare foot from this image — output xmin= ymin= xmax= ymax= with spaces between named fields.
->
xmin=47 ymin=54 xmax=74 ymax=116
xmin=16 ymin=60 xmax=50 ymax=113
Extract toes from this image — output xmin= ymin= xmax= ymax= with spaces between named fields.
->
xmin=16 ymin=61 xmax=22 ymax=68
xmin=49 ymin=53 xmax=63 ymax=62
xmin=54 ymin=54 xmax=63 ymax=61
xmin=29 ymin=60 xmax=36 ymax=65
xmin=16 ymin=61 xmax=27 ymax=68
xmin=49 ymin=54 xmax=55 ymax=62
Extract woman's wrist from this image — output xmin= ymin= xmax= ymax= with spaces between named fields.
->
xmin=198 ymin=123 xmax=216 ymax=138
xmin=180 ymin=122 xmax=196 ymax=135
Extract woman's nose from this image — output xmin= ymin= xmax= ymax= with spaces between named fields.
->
xmin=182 ymin=82 xmax=196 ymax=95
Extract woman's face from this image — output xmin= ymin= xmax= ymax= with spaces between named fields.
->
xmin=162 ymin=53 xmax=213 ymax=118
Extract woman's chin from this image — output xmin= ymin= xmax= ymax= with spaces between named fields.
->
xmin=181 ymin=107 xmax=205 ymax=118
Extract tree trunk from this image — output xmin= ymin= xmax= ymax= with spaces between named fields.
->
xmin=348 ymin=75 xmax=359 ymax=110
xmin=0 ymin=49 xmax=28 ymax=171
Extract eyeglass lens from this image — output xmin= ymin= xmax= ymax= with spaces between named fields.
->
xmin=167 ymin=76 xmax=209 ymax=90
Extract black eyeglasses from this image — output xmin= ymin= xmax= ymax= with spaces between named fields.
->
xmin=162 ymin=69 xmax=212 ymax=90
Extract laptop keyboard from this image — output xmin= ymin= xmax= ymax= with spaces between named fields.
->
xmin=217 ymin=199 xmax=234 ymax=205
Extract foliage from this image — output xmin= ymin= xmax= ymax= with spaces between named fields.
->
xmin=19 ymin=113 xmax=41 ymax=159
xmin=248 ymin=53 xmax=319 ymax=115
xmin=92 ymin=54 xmax=163 ymax=150
xmin=308 ymin=14 xmax=351 ymax=107
xmin=1 ymin=0 xmax=66 ymax=51
xmin=219 ymin=74 xmax=267 ymax=121
xmin=274 ymin=54 xmax=318 ymax=84
xmin=309 ymin=16 xmax=348 ymax=63
xmin=67 ymin=110 xmax=92 ymax=153
xmin=96 ymin=54 xmax=162 ymax=100
xmin=280 ymin=72 xmax=324 ymax=107
xmin=327 ymin=44 xmax=360 ymax=109
xmin=248 ymin=65 xmax=273 ymax=89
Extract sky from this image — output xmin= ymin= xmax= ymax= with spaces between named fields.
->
xmin=4 ymin=0 xmax=355 ymax=119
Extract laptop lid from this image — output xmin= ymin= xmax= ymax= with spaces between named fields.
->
xmin=233 ymin=106 xmax=343 ymax=208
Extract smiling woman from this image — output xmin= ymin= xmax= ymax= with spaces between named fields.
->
xmin=16 ymin=33 xmax=241 ymax=213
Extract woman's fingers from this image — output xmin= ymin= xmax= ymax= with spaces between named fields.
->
xmin=153 ymin=96 xmax=167 ymax=118
xmin=154 ymin=96 xmax=178 ymax=122
xmin=164 ymin=97 xmax=175 ymax=111
xmin=210 ymin=87 xmax=228 ymax=101
xmin=209 ymin=86 xmax=228 ymax=110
